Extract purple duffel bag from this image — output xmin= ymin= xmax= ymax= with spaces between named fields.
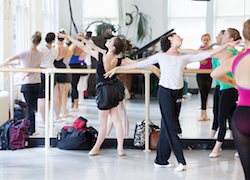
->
xmin=0 ymin=118 xmax=30 ymax=150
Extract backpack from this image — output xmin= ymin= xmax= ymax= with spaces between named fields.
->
xmin=133 ymin=120 xmax=160 ymax=149
xmin=57 ymin=117 xmax=98 ymax=150
xmin=0 ymin=118 xmax=30 ymax=150
xmin=11 ymin=99 xmax=27 ymax=120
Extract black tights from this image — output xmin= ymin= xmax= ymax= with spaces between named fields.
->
xmin=196 ymin=74 xmax=212 ymax=110
xmin=217 ymin=88 xmax=238 ymax=142
xmin=232 ymin=107 xmax=250 ymax=180
xmin=212 ymin=85 xmax=232 ymax=131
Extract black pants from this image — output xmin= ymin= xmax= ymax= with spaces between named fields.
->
xmin=196 ymin=74 xmax=212 ymax=110
xmin=21 ymin=83 xmax=40 ymax=135
xmin=217 ymin=88 xmax=238 ymax=142
xmin=212 ymin=85 xmax=232 ymax=131
xmin=71 ymin=73 xmax=81 ymax=101
xmin=155 ymin=86 xmax=186 ymax=165
xmin=212 ymin=85 xmax=220 ymax=130
xmin=232 ymin=107 xmax=250 ymax=180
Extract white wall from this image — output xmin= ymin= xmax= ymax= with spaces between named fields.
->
xmin=58 ymin=0 xmax=83 ymax=35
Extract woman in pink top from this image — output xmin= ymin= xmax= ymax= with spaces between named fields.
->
xmin=211 ymin=18 xmax=250 ymax=180
xmin=197 ymin=34 xmax=213 ymax=121
xmin=0 ymin=32 xmax=43 ymax=135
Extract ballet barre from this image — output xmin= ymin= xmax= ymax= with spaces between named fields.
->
xmin=0 ymin=67 xmax=213 ymax=151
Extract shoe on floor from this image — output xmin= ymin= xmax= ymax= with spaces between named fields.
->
xmin=174 ymin=163 xmax=186 ymax=172
xmin=205 ymin=117 xmax=210 ymax=121
xmin=89 ymin=149 xmax=99 ymax=156
xmin=54 ymin=118 xmax=66 ymax=123
xmin=198 ymin=116 xmax=206 ymax=121
xmin=60 ymin=113 xmax=71 ymax=118
xmin=207 ymin=104 xmax=213 ymax=108
xmin=235 ymin=152 xmax=239 ymax=157
xmin=79 ymin=102 xmax=86 ymax=106
xmin=69 ymin=108 xmax=80 ymax=112
xmin=117 ymin=150 xmax=125 ymax=156
xmin=39 ymin=124 xmax=45 ymax=128
xmin=30 ymin=132 xmax=39 ymax=136
xmin=154 ymin=163 xmax=174 ymax=168
xmin=209 ymin=151 xmax=219 ymax=158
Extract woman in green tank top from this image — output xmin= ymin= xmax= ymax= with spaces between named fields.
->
xmin=209 ymin=28 xmax=241 ymax=158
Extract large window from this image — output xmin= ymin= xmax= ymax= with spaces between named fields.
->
xmin=82 ymin=0 xmax=118 ymax=36
xmin=214 ymin=0 xmax=245 ymax=40
xmin=12 ymin=0 xmax=29 ymax=54
xmin=168 ymin=0 xmax=207 ymax=49
xmin=168 ymin=0 xmax=207 ymax=68
xmin=42 ymin=0 xmax=58 ymax=36
xmin=0 ymin=2 xmax=3 ymax=61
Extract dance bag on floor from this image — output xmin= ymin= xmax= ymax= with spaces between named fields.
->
xmin=133 ymin=120 xmax=160 ymax=149
xmin=57 ymin=117 xmax=98 ymax=150
xmin=0 ymin=118 xmax=30 ymax=150
xmin=13 ymin=99 xmax=27 ymax=120
xmin=150 ymin=129 xmax=160 ymax=150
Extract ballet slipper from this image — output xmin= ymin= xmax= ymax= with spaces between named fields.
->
xmin=205 ymin=116 xmax=210 ymax=121
xmin=209 ymin=151 xmax=219 ymax=158
xmin=89 ymin=149 xmax=99 ymax=156
xmin=117 ymin=150 xmax=125 ymax=156
xmin=174 ymin=163 xmax=187 ymax=172
xmin=198 ymin=116 xmax=206 ymax=121
xmin=154 ymin=163 xmax=174 ymax=168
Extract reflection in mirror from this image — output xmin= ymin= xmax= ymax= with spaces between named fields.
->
xmin=5 ymin=0 xmax=250 ymax=140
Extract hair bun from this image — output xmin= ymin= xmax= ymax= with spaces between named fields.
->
xmin=32 ymin=31 xmax=42 ymax=45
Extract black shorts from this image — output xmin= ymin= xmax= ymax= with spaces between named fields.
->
xmin=54 ymin=60 xmax=68 ymax=83
xmin=66 ymin=73 xmax=72 ymax=83
xmin=95 ymin=79 xmax=120 ymax=110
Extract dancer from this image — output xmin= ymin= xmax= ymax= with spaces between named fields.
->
xmin=78 ymin=31 xmax=93 ymax=105
xmin=211 ymin=18 xmax=250 ymax=180
xmin=210 ymin=30 xmax=225 ymax=138
xmin=58 ymin=33 xmax=127 ymax=156
xmin=0 ymin=31 xmax=43 ymax=135
xmin=105 ymin=33 xmax=239 ymax=172
xmin=209 ymin=28 xmax=241 ymax=158
xmin=197 ymin=33 xmax=213 ymax=121
xmin=38 ymin=32 xmax=58 ymax=127
xmin=106 ymin=40 xmax=161 ymax=138
xmin=54 ymin=29 xmax=68 ymax=122
xmin=106 ymin=51 xmax=161 ymax=138
xmin=69 ymin=33 xmax=87 ymax=111
xmin=179 ymin=29 xmax=240 ymax=146
xmin=60 ymin=38 xmax=73 ymax=118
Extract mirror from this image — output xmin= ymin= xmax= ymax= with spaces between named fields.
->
xmin=5 ymin=0 xmax=250 ymax=141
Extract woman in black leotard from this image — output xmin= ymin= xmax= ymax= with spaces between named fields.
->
xmin=58 ymin=33 xmax=127 ymax=156
xmin=54 ymin=29 xmax=68 ymax=123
